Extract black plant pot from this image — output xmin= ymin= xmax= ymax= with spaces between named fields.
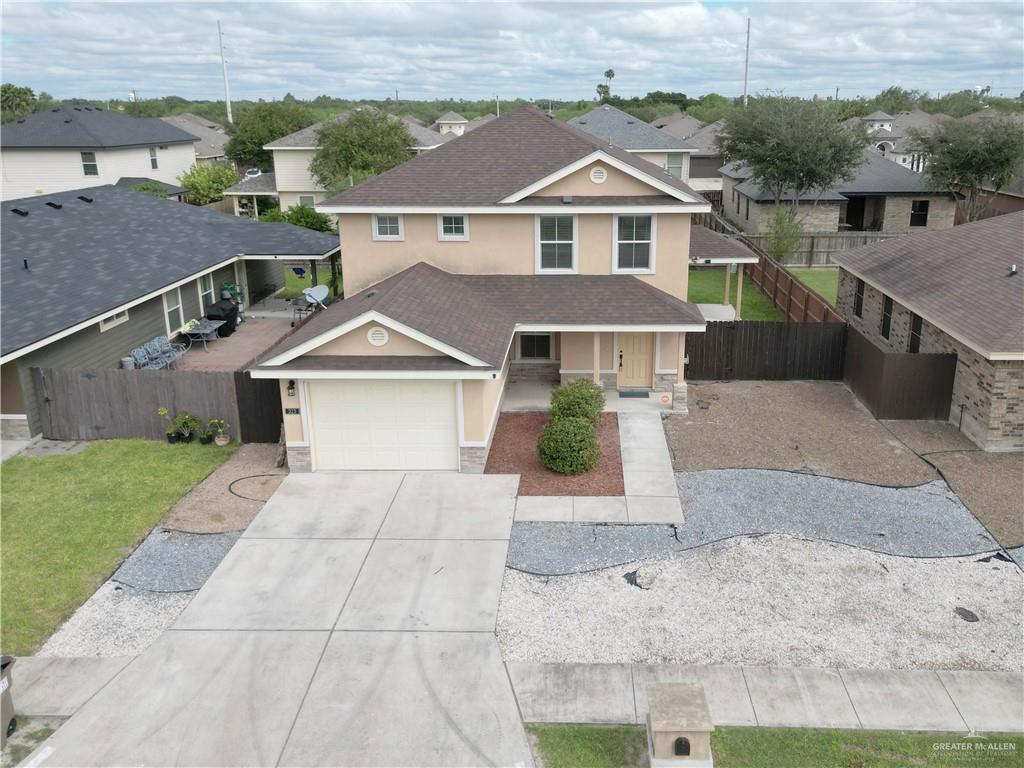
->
xmin=166 ymin=433 xmax=180 ymax=444
xmin=199 ymin=435 xmax=214 ymax=445
xmin=179 ymin=433 xmax=194 ymax=443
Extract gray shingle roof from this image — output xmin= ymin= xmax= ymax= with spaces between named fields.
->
xmin=689 ymin=225 xmax=759 ymax=262
xmin=833 ymin=212 xmax=1024 ymax=357
xmin=671 ymin=119 xmax=723 ymax=155
xmin=161 ymin=113 xmax=228 ymax=158
xmin=224 ymin=172 xmax=278 ymax=195
xmin=436 ymin=111 xmax=468 ymax=123
xmin=266 ymin=108 xmax=448 ymax=151
xmin=569 ymin=105 xmax=693 ymax=151
xmin=256 ymin=262 xmax=705 ymax=369
xmin=402 ymin=117 xmax=450 ymax=148
xmin=864 ymin=110 xmax=894 ymax=120
xmin=1 ymin=185 xmax=337 ymax=357
xmin=652 ymin=114 xmax=703 ymax=139
xmin=1 ymin=104 xmax=198 ymax=149
xmin=320 ymin=105 xmax=706 ymax=207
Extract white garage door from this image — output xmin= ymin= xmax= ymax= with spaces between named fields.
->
xmin=307 ymin=380 xmax=459 ymax=470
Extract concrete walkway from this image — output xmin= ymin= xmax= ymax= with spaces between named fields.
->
xmin=25 ymin=472 xmax=534 ymax=768
xmin=506 ymin=662 xmax=1024 ymax=733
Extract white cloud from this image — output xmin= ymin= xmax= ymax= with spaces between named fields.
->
xmin=1 ymin=1 xmax=1021 ymax=101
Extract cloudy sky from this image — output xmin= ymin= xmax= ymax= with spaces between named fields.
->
xmin=2 ymin=1 xmax=1022 ymax=102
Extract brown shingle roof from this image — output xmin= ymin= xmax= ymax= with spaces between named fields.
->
xmin=689 ymin=226 xmax=759 ymax=262
xmin=319 ymin=105 xmax=705 ymax=207
xmin=256 ymin=262 xmax=705 ymax=369
xmin=833 ymin=212 xmax=1024 ymax=357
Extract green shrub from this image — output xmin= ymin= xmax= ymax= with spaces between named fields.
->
xmin=537 ymin=416 xmax=600 ymax=475
xmin=550 ymin=378 xmax=605 ymax=426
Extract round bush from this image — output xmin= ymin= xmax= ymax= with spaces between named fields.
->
xmin=537 ymin=416 xmax=600 ymax=475
xmin=549 ymin=378 xmax=605 ymax=426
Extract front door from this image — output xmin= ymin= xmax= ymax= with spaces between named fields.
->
xmin=618 ymin=332 xmax=654 ymax=388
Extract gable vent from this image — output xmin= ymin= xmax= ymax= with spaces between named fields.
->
xmin=589 ymin=166 xmax=608 ymax=184
xmin=45 ymin=201 xmax=63 ymax=210
xmin=77 ymin=195 xmax=94 ymax=203
xmin=367 ymin=326 xmax=390 ymax=347
xmin=10 ymin=208 xmax=29 ymax=217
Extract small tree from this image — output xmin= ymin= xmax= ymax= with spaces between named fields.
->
xmin=912 ymin=119 xmax=1024 ymax=222
xmin=596 ymin=83 xmax=610 ymax=103
xmin=764 ymin=207 xmax=804 ymax=261
xmin=225 ymin=102 xmax=315 ymax=168
xmin=718 ymin=97 xmax=868 ymax=209
xmin=178 ymin=164 xmax=240 ymax=205
xmin=310 ymin=111 xmax=413 ymax=192
xmin=260 ymin=204 xmax=334 ymax=232
xmin=1 ymin=83 xmax=35 ymax=123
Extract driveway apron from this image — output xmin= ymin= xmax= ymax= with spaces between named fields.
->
xmin=25 ymin=471 xmax=533 ymax=768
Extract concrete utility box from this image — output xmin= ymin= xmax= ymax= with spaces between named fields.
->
xmin=646 ymin=682 xmax=715 ymax=768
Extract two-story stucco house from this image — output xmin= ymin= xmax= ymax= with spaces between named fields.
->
xmin=251 ymin=105 xmax=712 ymax=473
xmin=0 ymin=104 xmax=198 ymax=201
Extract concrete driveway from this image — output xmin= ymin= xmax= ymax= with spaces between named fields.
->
xmin=26 ymin=471 xmax=533 ymax=768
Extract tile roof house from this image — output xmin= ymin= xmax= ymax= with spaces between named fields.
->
xmin=1 ymin=104 xmax=199 ymax=200
xmin=249 ymin=104 xmax=749 ymax=473
xmin=160 ymin=113 xmax=229 ymax=164
xmin=0 ymin=185 xmax=338 ymax=439
xmin=720 ymin=148 xmax=957 ymax=234
xmin=833 ymin=213 xmax=1024 ymax=450
xmin=568 ymin=104 xmax=701 ymax=187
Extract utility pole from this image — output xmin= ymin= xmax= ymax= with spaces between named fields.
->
xmin=395 ymin=88 xmax=399 ymax=106
xmin=835 ymin=87 xmax=840 ymax=101
xmin=496 ymin=96 xmax=500 ymax=117
xmin=742 ymin=17 xmax=751 ymax=107
xmin=218 ymin=20 xmax=233 ymax=125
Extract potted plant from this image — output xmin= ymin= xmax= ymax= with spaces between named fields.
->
xmin=198 ymin=422 xmax=215 ymax=445
xmin=207 ymin=418 xmax=230 ymax=446
xmin=158 ymin=407 xmax=178 ymax=444
xmin=172 ymin=411 xmax=201 ymax=443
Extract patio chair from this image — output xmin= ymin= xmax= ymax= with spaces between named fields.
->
xmin=144 ymin=339 xmax=177 ymax=369
xmin=130 ymin=346 xmax=163 ymax=370
xmin=154 ymin=335 xmax=187 ymax=364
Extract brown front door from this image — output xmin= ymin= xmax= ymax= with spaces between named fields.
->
xmin=618 ymin=332 xmax=654 ymax=388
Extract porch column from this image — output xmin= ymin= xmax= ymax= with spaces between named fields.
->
xmin=723 ymin=264 xmax=732 ymax=304
xmin=592 ymin=332 xmax=601 ymax=386
xmin=310 ymin=259 xmax=318 ymax=289
xmin=673 ymin=333 xmax=688 ymax=413
xmin=735 ymin=264 xmax=744 ymax=320
xmin=253 ymin=195 xmax=259 ymax=217
xmin=232 ymin=196 xmax=240 ymax=217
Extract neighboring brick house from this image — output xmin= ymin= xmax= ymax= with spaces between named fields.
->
xmin=833 ymin=213 xmax=1024 ymax=451
xmin=720 ymin=148 xmax=956 ymax=234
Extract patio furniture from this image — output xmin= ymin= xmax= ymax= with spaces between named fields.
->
xmin=290 ymin=296 xmax=316 ymax=327
xmin=143 ymin=339 xmax=178 ymax=368
xmin=130 ymin=345 xmax=164 ymax=370
xmin=151 ymin=336 xmax=187 ymax=367
xmin=184 ymin=319 xmax=225 ymax=352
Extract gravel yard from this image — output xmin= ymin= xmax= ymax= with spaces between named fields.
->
xmin=664 ymin=381 xmax=935 ymax=486
xmin=112 ymin=529 xmax=241 ymax=592
xmin=928 ymin=451 xmax=1024 ymax=549
xmin=485 ymin=412 xmax=624 ymax=496
xmin=497 ymin=536 xmax=1024 ymax=671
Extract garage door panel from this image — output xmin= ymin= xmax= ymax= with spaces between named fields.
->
xmin=308 ymin=381 xmax=459 ymax=471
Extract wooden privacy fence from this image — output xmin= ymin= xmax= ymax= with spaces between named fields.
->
xmin=741 ymin=231 xmax=904 ymax=267
xmin=842 ymin=328 xmax=957 ymax=420
xmin=685 ymin=321 xmax=847 ymax=381
xmin=749 ymin=256 xmax=845 ymax=323
xmin=31 ymin=367 xmax=282 ymax=443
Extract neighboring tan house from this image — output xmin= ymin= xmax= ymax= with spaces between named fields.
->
xmin=0 ymin=104 xmax=198 ymax=200
xmin=0 ymin=185 xmax=338 ymax=440
xmin=845 ymin=109 xmax=952 ymax=173
xmin=659 ymin=119 xmax=724 ymax=191
xmin=720 ymin=149 xmax=957 ymax=234
xmin=568 ymin=104 xmax=699 ymax=185
xmin=161 ymin=113 xmax=230 ymax=165
xmin=833 ymin=213 xmax=1024 ymax=451
xmin=250 ymin=105 xmax=719 ymax=473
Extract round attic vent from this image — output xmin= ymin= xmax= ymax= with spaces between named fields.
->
xmin=590 ymin=166 xmax=608 ymax=184
xmin=367 ymin=326 xmax=390 ymax=347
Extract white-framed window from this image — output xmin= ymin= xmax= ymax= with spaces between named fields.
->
xmin=535 ymin=214 xmax=577 ymax=273
xmin=437 ymin=214 xmax=469 ymax=241
xmin=149 ymin=147 xmax=158 ymax=170
xmin=198 ymin=273 xmax=215 ymax=310
xmin=613 ymin=214 xmax=655 ymax=273
xmin=81 ymin=151 xmax=98 ymax=176
xmin=519 ymin=333 xmax=552 ymax=360
xmin=298 ymin=195 xmax=316 ymax=207
xmin=372 ymin=214 xmax=404 ymax=241
xmin=162 ymin=287 xmax=184 ymax=336
xmin=98 ymin=310 xmax=130 ymax=332
xmin=665 ymin=154 xmax=685 ymax=179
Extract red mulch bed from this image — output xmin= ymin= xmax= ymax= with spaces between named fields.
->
xmin=484 ymin=412 xmax=624 ymax=496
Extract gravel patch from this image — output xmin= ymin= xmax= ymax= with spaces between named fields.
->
xmin=664 ymin=381 xmax=936 ymax=486
xmin=36 ymin=582 xmax=192 ymax=658
xmin=928 ymin=451 xmax=1024 ymax=549
xmin=485 ymin=412 xmax=624 ymax=496
xmin=160 ymin=443 xmax=285 ymax=534
xmin=883 ymin=420 xmax=977 ymax=454
xmin=497 ymin=535 xmax=1024 ymax=671
xmin=112 ymin=529 xmax=241 ymax=592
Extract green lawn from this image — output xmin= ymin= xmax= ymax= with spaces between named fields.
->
xmin=788 ymin=267 xmax=840 ymax=306
xmin=527 ymin=725 xmax=1024 ymax=768
xmin=0 ymin=440 xmax=235 ymax=655
xmin=277 ymin=266 xmax=337 ymax=299
xmin=687 ymin=266 xmax=783 ymax=321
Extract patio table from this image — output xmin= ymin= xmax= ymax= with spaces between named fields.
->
xmin=185 ymin=319 xmax=226 ymax=352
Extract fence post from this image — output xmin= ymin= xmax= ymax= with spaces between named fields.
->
xmin=808 ymin=235 xmax=815 ymax=267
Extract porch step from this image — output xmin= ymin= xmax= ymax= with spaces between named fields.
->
xmin=618 ymin=390 xmax=650 ymax=398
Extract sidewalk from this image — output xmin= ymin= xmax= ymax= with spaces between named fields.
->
xmin=506 ymin=662 xmax=1024 ymax=733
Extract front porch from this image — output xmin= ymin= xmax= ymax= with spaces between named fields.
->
xmin=502 ymin=380 xmax=675 ymax=413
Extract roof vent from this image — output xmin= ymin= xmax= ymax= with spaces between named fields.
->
xmin=45 ymin=201 xmax=63 ymax=210
xmin=10 ymin=208 xmax=28 ymax=217
xmin=63 ymin=118 xmax=72 ymax=123
xmin=578 ymin=119 xmax=587 ymax=124
xmin=364 ymin=289 xmax=378 ymax=299
xmin=73 ymin=106 xmax=82 ymax=111
xmin=561 ymin=195 xmax=573 ymax=204
xmin=16 ymin=119 xmax=25 ymax=123
xmin=1010 ymin=264 xmax=1018 ymax=277
xmin=51 ymin=108 xmax=60 ymax=112
xmin=77 ymin=195 xmax=93 ymax=203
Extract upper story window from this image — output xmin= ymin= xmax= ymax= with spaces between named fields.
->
xmin=149 ymin=147 xmax=158 ymax=170
xmin=880 ymin=295 xmax=893 ymax=340
xmin=536 ymin=215 xmax=576 ymax=273
xmin=614 ymin=214 xmax=655 ymax=273
xmin=372 ymin=214 xmax=404 ymax=241
xmin=853 ymin=278 xmax=865 ymax=318
xmin=298 ymin=195 xmax=315 ymax=207
xmin=665 ymin=154 xmax=685 ymax=179
xmin=437 ymin=214 xmax=469 ymax=241
xmin=198 ymin=273 xmax=215 ymax=310
xmin=163 ymin=287 xmax=184 ymax=336
xmin=910 ymin=200 xmax=929 ymax=227
xmin=81 ymin=151 xmax=98 ymax=176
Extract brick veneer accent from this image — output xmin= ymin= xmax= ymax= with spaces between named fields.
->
xmin=881 ymin=196 xmax=957 ymax=233
xmin=837 ymin=269 xmax=1023 ymax=450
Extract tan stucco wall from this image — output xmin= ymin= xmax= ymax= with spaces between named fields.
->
xmin=341 ymin=211 xmax=691 ymax=299
xmin=536 ymin=161 xmax=661 ymax=197
xmin=281 ymin=379 xmax=304 ymax=443
xmin=306 ymin=321 xmax=442 ymax=356
xmin=462 ymin=355 xmax=510 ymax=443
xmin=560 ymin=332 xmax=615 ymax=372
xmin=657 ymin=332 xmax=680 ymax=371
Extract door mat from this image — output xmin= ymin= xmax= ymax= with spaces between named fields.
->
xmin=618 ymin=390 xmax=650 ymax=398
